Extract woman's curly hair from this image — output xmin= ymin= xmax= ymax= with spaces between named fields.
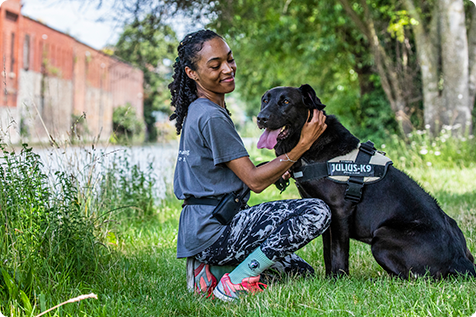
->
xmin=168 ymin=29 xmax=226 ymax=135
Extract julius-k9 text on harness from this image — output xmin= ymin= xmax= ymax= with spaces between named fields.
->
xmin=292 ymin=141 xmax=393 ymax=203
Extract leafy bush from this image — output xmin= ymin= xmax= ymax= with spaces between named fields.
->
xmin=112 ymin=104 xmax=145 ymax=144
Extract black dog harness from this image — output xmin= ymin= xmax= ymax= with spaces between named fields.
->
xmin=292 ymin=141 xmax=393 ymax=203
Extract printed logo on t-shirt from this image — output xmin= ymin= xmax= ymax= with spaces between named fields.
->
xmin=178 ymin=150 xmax=190 ymax=162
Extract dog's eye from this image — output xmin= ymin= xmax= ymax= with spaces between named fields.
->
xmin=263 ymin=99 xmax=268 ymax=103
xmin=283 ymin=99 xmax=289 ymax=104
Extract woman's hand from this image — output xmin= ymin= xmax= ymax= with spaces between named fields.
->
xmin=298 ymin=109 xmax=327 ymax=151
xmin=282 ymin=170 xmax=291 ymax=181
xmin=225 ymin=109 xmax=326 ymax=193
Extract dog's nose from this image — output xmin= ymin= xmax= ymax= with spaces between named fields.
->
xmin=257 ymin=115 xmax=268 ymax=126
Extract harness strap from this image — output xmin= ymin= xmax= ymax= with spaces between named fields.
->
xmin=292 ymin=140 xmax=383 ymax=204
xmin=344 ymin=141 xmax=376 ymax=203
xmin=293 ymin=162 xmax=388 ymax=182
xmin=293 ymin=163 xmax=328 ymax=181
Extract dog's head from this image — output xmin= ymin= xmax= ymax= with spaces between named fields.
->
xmin=256 ymin=84 xmax=326 ymax=153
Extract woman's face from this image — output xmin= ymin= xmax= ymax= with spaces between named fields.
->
xmin=187 ymin=37 xmax=237 ymax=96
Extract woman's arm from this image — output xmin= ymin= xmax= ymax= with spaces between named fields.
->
xmin=226 ymin=109 xmax=327 ymax=193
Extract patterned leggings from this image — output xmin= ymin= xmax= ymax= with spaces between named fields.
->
xmin=195 ymin=198 xmax=331 ymax=275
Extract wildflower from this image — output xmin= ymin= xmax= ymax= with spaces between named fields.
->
xmin=416 ymin=130 xmax=425 ymax=135
xmin=425 ymin=124 xmax=431 ymax=129
xmin=434 ymin=151 xmax=441 ymax=156
xmin=420 ymin=149 xmax=428 ymax=155
xmin=381 ymin=144 xmax=386 ymax=149
xmin=426 ymin=162 xmax=432 ymax=166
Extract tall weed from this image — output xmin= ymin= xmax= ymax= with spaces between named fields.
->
xmin=93 ymin=152 xmax=156 ymax=220
xmin=0 ymin=144 xmax=97 ymax=311
xmin=0 ymin=143 xmax=158 ymax=315
xmin=378 ymin=126 xmax=476 ymax=169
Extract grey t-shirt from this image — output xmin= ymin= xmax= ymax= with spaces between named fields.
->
xmin=174 ymin=98 xmax=249 ymax=258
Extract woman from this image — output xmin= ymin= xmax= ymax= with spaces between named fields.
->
xmin=169 ymin=29 xmax=331 ymax=301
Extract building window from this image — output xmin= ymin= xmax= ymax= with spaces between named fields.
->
xmin=10 ymin=32 xmax=15 ymax=72
xmin=6 ymin=11 xmax=18 ymax=22
xmin=23 ymin=34 xmax=30 ymax=71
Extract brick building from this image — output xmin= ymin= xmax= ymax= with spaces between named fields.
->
xmin=0 ymin=0 xmax=144 ymax=144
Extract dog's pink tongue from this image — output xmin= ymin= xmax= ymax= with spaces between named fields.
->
xmin=257 ymin=128 xmax=280 ymax=149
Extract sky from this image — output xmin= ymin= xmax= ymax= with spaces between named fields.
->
xmin=20 ymin=0 xmax=121 ymax=50
xmin=12 ymin=0 xmax=199 ymax=50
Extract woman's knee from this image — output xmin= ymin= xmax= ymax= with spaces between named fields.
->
xmin=303 ymin=199 xmax=331 ymax=234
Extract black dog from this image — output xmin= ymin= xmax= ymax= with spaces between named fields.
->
xmin=256 ymin=84 xmax=476 ymax=278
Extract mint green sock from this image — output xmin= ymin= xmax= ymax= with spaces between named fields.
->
xmin=210 ymin=265 xmax=235 ymax=280
xmin=228 ymin=247 xmax=275 ymax=284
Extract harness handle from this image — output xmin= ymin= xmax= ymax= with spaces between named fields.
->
xmin=344 ymin=141 xmax=376 ymax=203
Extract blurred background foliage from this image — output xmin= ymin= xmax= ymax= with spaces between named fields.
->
xmin=207 ymin=0 xmax=405 ymax=142
xmin=106 ymin=0 xmax=475 ymax=145
xmin=113 ymin=18 xmax=178 ymax=142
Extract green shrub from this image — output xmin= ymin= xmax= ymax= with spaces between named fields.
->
xmin=112 ymin=104 xmax=145 ymax=144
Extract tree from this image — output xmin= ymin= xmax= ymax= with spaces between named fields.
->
xmin=403 ymin=0 xmax=476 ymax=134
xmin=208 ymin=0 xmax=404 ymax=139
xmin=113 ymin=16 xmax=178 ymax=141
xmin=336 ymin=0 xmax=424 ymax=134
xmin=76 ymin=0 xmax=476 ymax=135
xmin=210 ymin=0 xmax=476 ymax=135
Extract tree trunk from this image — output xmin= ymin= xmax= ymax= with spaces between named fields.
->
xmin=467 ymin=4 xmax=476 ymax=131
xmin=339 ymin=0 xmax=413 ymax=134
xmin=405 ymin=0 xmax=474 ymax=135
xmin=439 ymin=0 xmax=471 ymax=133
xmin=404 ymin=0 xmax=441 ymax=134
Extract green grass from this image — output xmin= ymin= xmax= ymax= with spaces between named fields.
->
xmin=39 ymin=166 xmax=476 ymax=317
xmin=1 ymin=140 xmax=476 ymax=316
xmin=95 ymin=168 xmax=476 ymax=317
xmin=17 ymin=169 xmax=475 ymax=317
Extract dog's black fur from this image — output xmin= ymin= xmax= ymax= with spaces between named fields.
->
xmin=257 ymin=84 xmax=476 ymax=278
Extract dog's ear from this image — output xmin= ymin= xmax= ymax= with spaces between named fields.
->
xmin=298 ymin=84 xmax=326 ymax=110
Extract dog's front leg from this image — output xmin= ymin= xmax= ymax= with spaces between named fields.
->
xmin=324 ymin=211 xmax=350 ymax=277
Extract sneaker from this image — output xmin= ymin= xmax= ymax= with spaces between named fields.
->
xmin=212 ymin=273 xmax=267 ymax=302
xmin=186 ymin=257 xmax=217 ymax=297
